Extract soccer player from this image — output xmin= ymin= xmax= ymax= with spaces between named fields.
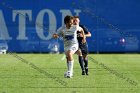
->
xmin=73 ymin=16 xmax=91 ymax=75
xmin=53 ymin=15 xmax=86 ymax=78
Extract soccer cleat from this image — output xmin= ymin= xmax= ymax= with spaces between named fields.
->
xmin=67 ymin=71 xmax=73 ymax=78
xmin=64 ymin=71 xmax=68 ymax=77
xmin=64 ymin=71 xmax=73 ymax=78
xmin=82 ymin=70 xmax=85 ymax=75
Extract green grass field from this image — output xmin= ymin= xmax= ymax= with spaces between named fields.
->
xmin=0 ymin=53 xmax=140 ymax=93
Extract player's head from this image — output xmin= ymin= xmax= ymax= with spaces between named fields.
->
xmin=64 ymin=15 xmax=73 ymax=28
xmin=64 ymin=15 xmax=73 ymax=24
xmin=73 ymin=16 xmax=80 ymax=25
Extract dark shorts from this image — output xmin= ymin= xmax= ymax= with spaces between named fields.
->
xmin=79 ymin=42 xmax=88 ymax=55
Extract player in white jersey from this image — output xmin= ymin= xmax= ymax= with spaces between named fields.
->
xmin=53 ymin=15 xmax=86 ymax=78
xmin=57 ymin=25 xmax=86 ymax=75
xmin=57 ymin=24 xmax=82 ymax=53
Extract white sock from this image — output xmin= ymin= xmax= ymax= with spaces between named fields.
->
xmin=67 ymin=62 xmax=69 ymax=71
xmin=68 ymin=61 xmax=74 ymax=74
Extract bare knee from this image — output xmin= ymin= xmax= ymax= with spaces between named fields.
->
xmin=66 ymin=50 xmax=73 ymax=61
xmin=83 ymin=54 xmax=88 ymax=60
xmin=76 ymin=49 xmax=82 ymax=56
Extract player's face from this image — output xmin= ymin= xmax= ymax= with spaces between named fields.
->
xmin=67 ymin=19 xmax=73 ymax=27
xmin=73 ymin=18 xmax=80 ymax=25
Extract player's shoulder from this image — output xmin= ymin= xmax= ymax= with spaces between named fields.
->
xmin=79 ymin=24 xmax=84 ymax=28
xmin=79 ymin=24 xmax=87 ymax=30
xmin=79 ymin=24 xmax=89 ymax=33
xmin=57 ymin=25 xmax=66 ymax=32
xmin=58 ymin=25 xmax=66 ymax=29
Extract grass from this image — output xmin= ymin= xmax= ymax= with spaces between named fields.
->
xmin=0 ymin=53 xmax=140 ymax=93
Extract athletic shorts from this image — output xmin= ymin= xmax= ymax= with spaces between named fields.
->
xmin=64 ymin=44 xmax=78 ymax=54
xmin=79 ymin=42 xmax=88 ymax=55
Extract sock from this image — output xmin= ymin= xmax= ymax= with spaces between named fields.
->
xmin=67 ymin=62 xmax=69 ymax=71
xmin=78 ymin=56 xmax=85 ymax=71
xmin=84 ymin=59 xmax=88 ymax=68
xmin=67 ymin=61 xmax=74 ymax=74
xmin=84 ymin=59 xmax=88 ymax=75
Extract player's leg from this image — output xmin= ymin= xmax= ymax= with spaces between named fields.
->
xmin=66 ymin=50 xmax=74 ymax=75
xmin=64 ymin=56 xmax=73 ymax=78
xmin=75 ymin=49 xmax=85 ymax=75
xmin=64 ymin=45 xmax=78 ymax=78
xmin=81 ymin=43 xmax=89 ymax=75
xmin=66 ymin=54 xmax=75 ymax=77
xmin=83 ymin=54 xmax=88 ymax=75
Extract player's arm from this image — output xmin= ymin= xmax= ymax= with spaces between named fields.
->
xmin=80 ymin=28 xmax=86 ymax=43
xmin=80 ymin=25 xmax=91 ymax=37
xmin=85 ymin=32 xmax=91 ymax=37
xmin=52 ymin=26 xmax=64 ymax=39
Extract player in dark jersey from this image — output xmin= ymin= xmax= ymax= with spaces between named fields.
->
xmin=73 ymin=16 xmax=91 ymax=75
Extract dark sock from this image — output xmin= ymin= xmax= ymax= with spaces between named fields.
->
xmin=84 ymin=59 xmax=88 ymax=68
xmin=84 ymin=59 xmax=88 ymax=75
xmin=79 ymin=56 xmax=85 ymax=71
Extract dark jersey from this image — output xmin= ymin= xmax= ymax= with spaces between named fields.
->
xmin=77 ymin=25 xmax=89 ymax=44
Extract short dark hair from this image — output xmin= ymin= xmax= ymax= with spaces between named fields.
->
xmin=64 ymin=15 xmax=73 ymax=24
xmin=73 ymin=16 xmax=80 ymax=19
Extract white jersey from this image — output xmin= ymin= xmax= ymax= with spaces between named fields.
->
xmin=57 ymin=25 xmax=82 ymax=48
xmin=57 ymin=25 xmax=82 ymax=53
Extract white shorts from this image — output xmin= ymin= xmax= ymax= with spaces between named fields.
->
xmin=64 ymin=44 xmax=78 ymax=54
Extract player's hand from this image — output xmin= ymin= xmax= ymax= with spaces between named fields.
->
xmin=53 ymin=33 xmax=59 ymax=38
xmin=79 ymin=33 xmax=83 ymax=37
